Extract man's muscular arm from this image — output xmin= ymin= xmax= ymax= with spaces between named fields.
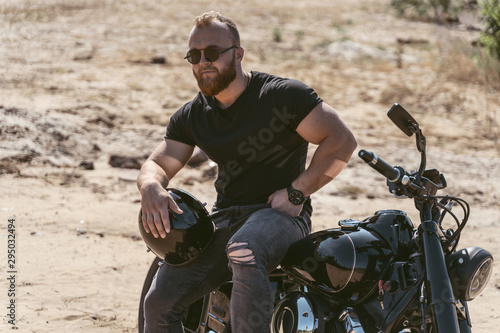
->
xmin=137 ymin=139 xmax=194 ymax=238
xmin=267 ymin=102 xmax=357 ymax=217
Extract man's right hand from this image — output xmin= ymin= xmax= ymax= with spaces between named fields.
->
xmin=140 ymin=183 xmax=183 ymax=238
xmin=137 ymin=139 xmax=195 ymax=237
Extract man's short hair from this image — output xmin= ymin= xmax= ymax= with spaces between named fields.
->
xmin=194 ymin=11 xmax=240 ymax=46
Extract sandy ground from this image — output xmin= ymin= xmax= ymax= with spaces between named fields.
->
xmin=1 ymin=0 xmax=499 ymax=332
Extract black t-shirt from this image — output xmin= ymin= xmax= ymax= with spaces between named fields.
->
xmin=165 ymin=71 xmax=322 ymax=208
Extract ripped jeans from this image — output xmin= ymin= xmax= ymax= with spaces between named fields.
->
xmin=143 ymin=203 xmax=311 ymax=333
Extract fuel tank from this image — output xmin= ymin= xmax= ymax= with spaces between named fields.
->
xmin=281 ymin=210 xmax=415 ymax=304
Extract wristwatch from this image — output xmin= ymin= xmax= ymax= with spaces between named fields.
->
xmin=287 ymin=185 xmax=308 ymax=205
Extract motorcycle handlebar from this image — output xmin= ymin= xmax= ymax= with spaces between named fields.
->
xmin=358 ymin=149 xmax=400 ymax=182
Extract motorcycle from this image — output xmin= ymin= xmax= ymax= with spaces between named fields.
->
xmin=138 ymin=103 xmax=494 ymax=332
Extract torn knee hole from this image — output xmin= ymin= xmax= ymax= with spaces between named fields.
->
xmin=228 ymin=242 xmax=256 ymax=265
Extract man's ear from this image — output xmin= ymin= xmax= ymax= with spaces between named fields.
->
xmin=236 ymin=46 xmax=244 ymax=61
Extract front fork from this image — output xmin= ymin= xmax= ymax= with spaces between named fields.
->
xmin=418 ymin=202 xmax=460 ymax=332
xmin=418 ymin=283 xmax=473 ymax=333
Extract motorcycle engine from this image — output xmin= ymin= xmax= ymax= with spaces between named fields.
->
xmin=270 ymin=290 xmax=333 ymax=333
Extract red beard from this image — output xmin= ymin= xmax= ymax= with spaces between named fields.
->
xmin=193 ymin=55 xmax=236 ymax=96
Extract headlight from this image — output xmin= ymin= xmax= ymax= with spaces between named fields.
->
xmin=447 ymin=247 xmax=494 ymax=301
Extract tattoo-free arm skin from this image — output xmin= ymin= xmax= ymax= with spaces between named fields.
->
xmin=137 ymin=139 xmax=194 ymax=238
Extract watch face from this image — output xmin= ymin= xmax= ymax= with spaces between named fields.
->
xmin=288 ymin=190 xmax=305 ymax=205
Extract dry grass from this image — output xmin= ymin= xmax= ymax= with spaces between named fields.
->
xmin=0 ymin=0 xmax=106 ymax=23
xmin=435 ymin=39 xmax=500 ymax=90
xmin=1 ymin=0 xmax=499 ymax=153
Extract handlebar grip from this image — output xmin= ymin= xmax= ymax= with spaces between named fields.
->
xmin=358 ymin=149 xmax=400 ymax=182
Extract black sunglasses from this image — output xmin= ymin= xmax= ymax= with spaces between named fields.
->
xmin=184 ymin=45 xmax=238 ymax=64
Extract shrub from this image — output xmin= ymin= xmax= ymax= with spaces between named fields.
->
xmin=390 ymin=0 xmax=464 ymax=22
xmin=479 ymin=0 xmax=500 ymax=61
xmin=273 ymin=27 xmax=283 ymax=43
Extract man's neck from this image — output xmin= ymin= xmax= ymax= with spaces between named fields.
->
xmin=215 ymin=71 xmax=251 ymax=109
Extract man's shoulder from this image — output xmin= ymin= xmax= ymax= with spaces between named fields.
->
xmin=187 ymin=92 xmax=210 ymax=108
xmin=176 ymin=92 xmax=211 ymax=114
xmin=253 ymin=71 xmax=311 ymax=92
xmin=253 ymin=71 xmax=286 ymax=86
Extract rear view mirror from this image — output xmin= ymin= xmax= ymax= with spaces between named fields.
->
xmin=387 ymin=103 xmax=419 ymax=137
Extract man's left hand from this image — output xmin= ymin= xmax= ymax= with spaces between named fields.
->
xmin=267 ymin=188 xmax=302 ymax=217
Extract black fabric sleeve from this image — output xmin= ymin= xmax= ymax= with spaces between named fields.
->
xmin=164 ymin=104 xmax=196 ymax=147
xmin=275 ymin=79 xmax=323 ymax=129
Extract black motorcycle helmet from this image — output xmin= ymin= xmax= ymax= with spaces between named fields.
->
xmin=138 ymin=188 xmax=215 ymax=266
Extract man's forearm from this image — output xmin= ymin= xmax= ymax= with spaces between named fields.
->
xmin=293 ymin=135 xmax=356 ymax=196
xmin=137 ymin=159 xmax=170 ymax=194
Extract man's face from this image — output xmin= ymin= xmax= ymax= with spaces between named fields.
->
xmin=188 ymin=25 xmax=237 ymax=96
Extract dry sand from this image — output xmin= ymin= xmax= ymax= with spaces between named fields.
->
xmin=1 ymin=0 xmax=499 ymax=332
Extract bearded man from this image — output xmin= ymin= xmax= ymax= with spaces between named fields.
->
xmin=137 ymin=11 xmax=357 ymax=333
